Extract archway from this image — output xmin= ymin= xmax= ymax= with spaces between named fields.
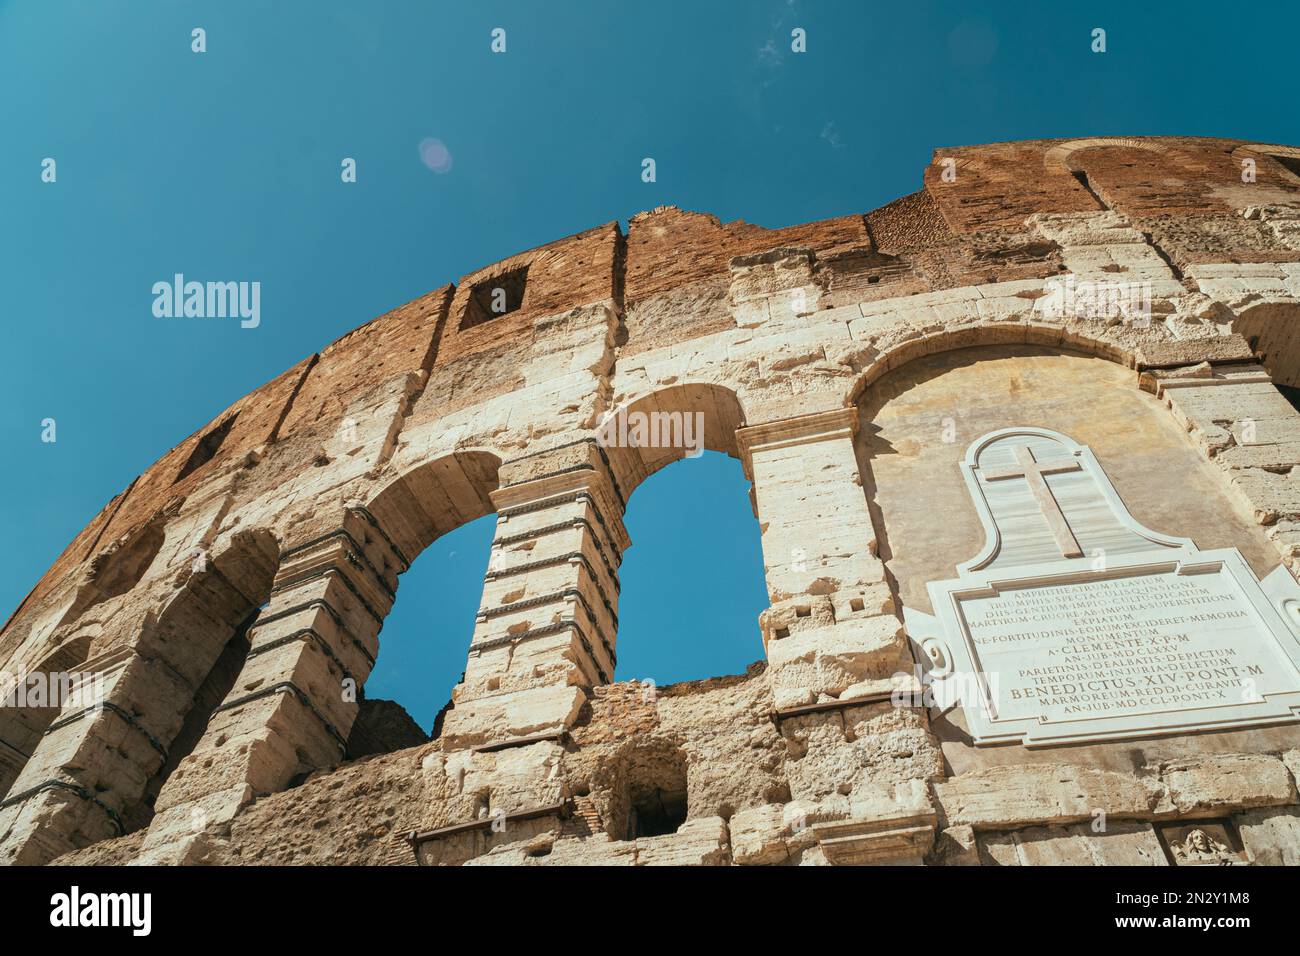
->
xmin=0 ymin=526 xmax=280 ymax=860
xmin=360 ymin=514 xmax=496 ymax=741
xmin=600 ymin=383 xmax=748 ymax=489
xmin=596 ymin=385 xmax=765 ymax=686
xmin=613 ymin=451 xmax=767 ymax=686
xmin=356 ymin=451 xmax=501 ymax=746
xmin=0 ymin=512 xmax=168 ymax=802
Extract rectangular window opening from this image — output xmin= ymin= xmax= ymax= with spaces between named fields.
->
xmin=460 ymin=265 xmax=529 ymax=330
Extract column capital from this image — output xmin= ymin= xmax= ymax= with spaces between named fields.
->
xmin=492 ymin=442 xmax=629 ymax=551
xmin=736 ymin=408 xmax=859 ymax=480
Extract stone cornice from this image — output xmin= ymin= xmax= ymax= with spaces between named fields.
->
xmin=735 ymin=408 xmax=859 ymax=480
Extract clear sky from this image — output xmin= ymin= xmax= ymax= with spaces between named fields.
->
xmin=3 ymin=1 xmax=1298 ymax=731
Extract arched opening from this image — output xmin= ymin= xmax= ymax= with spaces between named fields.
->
xmin=3 ymin=514 xmax=168 ymax=682
xmin=360 ymin=513 xmax=496 ymax=740
xmin=613 ymin=452 xmax=767 ymax=685
xmin=599 ymin=385 xmax=766 ymax=686
xmin=357 ymin=451 xmax=501 ymax=750
xmin=845 ymin=324 xmax=1138 ymax=408
xmin=0 ymin=513 xmax=169 ymax=802
xmin=129 ymin=528 xmax=280 ymax=831
xmin=0 ymin=526 xmax=280 ymax=849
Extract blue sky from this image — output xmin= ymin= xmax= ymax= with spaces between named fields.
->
xmin=3 ymin=1 xmax=1298 ymax=730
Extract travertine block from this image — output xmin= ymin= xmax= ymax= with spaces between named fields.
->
xmin=1235 ymin=807 xmax=1300 ymax=865
xmin=634 ymin=816 xmax=730 ymax=866
xmin=766 ymin=615 xmax=908 ymax=704
xmin=933 ymin=765 xmax=1155 ymax=830
xmin=439 ymin=685 xmax=587 ymax=750
xmin=977 ymin=821 xmax=1166 ymax=866
xmin=729 ymin=804 xmax=791 ymax=865
xmin=1161 ymin=753 xmax=1298 ymax=814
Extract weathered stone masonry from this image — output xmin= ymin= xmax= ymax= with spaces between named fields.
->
xmin=7 ymin=136 xmax=1300 ymax=865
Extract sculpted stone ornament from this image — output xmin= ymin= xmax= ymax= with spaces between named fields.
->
xmin=1170 ymin=828 xmax=1237 ymax=866
xmin=904 ymin=427 xmax=1300 ymax=747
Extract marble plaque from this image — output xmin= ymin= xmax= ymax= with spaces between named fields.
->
xmin=905 ymin=427 xmax=1300 ymax=746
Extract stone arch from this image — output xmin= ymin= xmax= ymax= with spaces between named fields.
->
xmin=852 ymin=343 xmax=1283 ymax=615
xmin=1232 ymin=300 xmax=1300 ymax=389
xmin=843 ymin=324 xmax=1139 ymax=408
xmin=1042 ymin=139 xmax=1175 ymax=212
xmin=1 ymin=511 xmax=168 ymax=681
xmin=1043 ymin=137 xmax=1169 ymax=172
xmin=600 ymin=383 xmax=748 ymax=499
xmin=132 ymin=452 xmax=504 ymax=863
xmin=348 ymin=450 xmax=502 ymax=741
xmin=0 ymin=511 xmax=174 ymax=803
xmin=598 ymin=383 xmax=767 ymax=688
xmin=132 ymin=527 xmax=281 ymax=815
xmin=429 ymin=393 xmax=756 ymax=751
xmin=362 ymin=449 xmax=502 ymax=563
xmin=0 ymin=526 xmax=280 ymax=862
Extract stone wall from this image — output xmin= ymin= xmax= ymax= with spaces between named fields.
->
xmin=8 ymin=135 xmax=1300 ymax=866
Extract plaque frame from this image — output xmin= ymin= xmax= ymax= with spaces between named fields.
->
xmin=905 ymin=427 xmax=1300 ymax=747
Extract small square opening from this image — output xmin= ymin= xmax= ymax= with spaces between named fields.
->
xmin=461 ymin=265 xmax=529 ymax=330
xmin=629 ymin=789 xmax=687 ymax=839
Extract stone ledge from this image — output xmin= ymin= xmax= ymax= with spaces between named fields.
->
xmin=934 ymin=754 xmax=1300 ymax=834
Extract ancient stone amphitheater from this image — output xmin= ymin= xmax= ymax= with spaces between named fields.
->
xmin=6 ymin=136 xmax=1300 ymax=866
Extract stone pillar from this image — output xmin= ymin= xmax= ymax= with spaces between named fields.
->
xmin=0 ymin=712 xmax=43 ymax=801
xmin=0 ymin=648 xmax=171 ymax=865
xmin=0 ymin=638 xmax=97 ymax=800
xmin=0 ymin=706 xmax=56 ymax=799
xmin=737 ymin=408 xmax=913 ymax=711
xmin=737 ymin=409 xmax=941 ymax=866
xmin=441 ymin=441 xmax=628 ymax=750
xmin=140 ymin=509 xmax=402 ymax=863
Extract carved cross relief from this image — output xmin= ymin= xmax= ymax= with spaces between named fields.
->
xmin=902 ymin=426 xmax=1300 ymax=747
xmin=980 ymin=444 xmax=1083 ymax=558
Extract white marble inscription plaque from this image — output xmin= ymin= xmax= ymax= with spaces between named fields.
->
xmin=905 ymin=428 xmax=1300 ymax=746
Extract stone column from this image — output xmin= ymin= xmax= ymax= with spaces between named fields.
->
xmin=140 ymin=509 xmax=402 ymax=863
xmin=441 ymin=441 xmax=628 ymax=750
xmin=737 ymin=408 xmax=912 ymax=711
xmin=0 ymin=697 xmax=62 ymax=806
xmin=737 ymin=409 xmax=941 ymax=866
xmin=0 ymin=648 xmax=169 ymax=865
xmin=0 ymin=706 xmax=56 ymax=799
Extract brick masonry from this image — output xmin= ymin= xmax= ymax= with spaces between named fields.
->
xmin=6 ymin=135 xmax=1300 ymax=866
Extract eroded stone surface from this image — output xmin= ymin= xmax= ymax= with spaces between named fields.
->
xmin=10 ymin=136 xmax=1300 ymax=866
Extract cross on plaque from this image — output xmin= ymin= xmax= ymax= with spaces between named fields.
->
xmin=982 ymin=444 xmax=1084 ymax=558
